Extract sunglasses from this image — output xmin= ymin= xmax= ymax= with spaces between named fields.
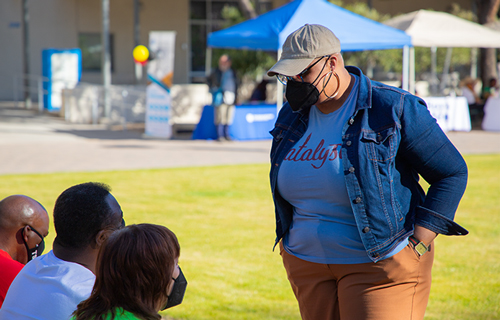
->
xmin=277 ymin=55 xmax=330 ymax=85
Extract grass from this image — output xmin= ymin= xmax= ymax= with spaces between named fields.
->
xmin=0 ymin=154 xmax=498 ymax=319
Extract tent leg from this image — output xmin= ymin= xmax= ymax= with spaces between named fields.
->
xmin=430 ymin=47 xmax=438 ymax=95
xmin=276 ymin=48 xmax=283 ymax=114
xmin=439 ymin=48 xmax=453 ymax=94
xmin=409 ymin=47 xmax=415 ymax=95
xmin=205 ymin=47 xmax=212 ymax=77
xmin=402 ymin=46 xmax=409 ymax=92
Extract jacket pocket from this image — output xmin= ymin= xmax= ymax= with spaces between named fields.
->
xmin=361 ymin=126 xmax=397 ymax=162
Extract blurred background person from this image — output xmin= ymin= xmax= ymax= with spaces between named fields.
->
xmin=207 ymin=54 xmax=238 ymax=140
xmin=0 ymin=195 xmax=49 ymax=307
xmin=249 ymin=79 xmax=269 ymax=102
xmin=481 ymin=77 xmax=499 ymax=100
xmin=72 ymin=223 xmax=186 ymax=320
xmin=459 ymin=77 xmax=484 ymax=128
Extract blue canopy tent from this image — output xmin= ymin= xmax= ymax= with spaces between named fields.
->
xmin=208 ymin=0 xmax=411 ymax=51
xmin=207 ymin=0 xmax=414 ymax=105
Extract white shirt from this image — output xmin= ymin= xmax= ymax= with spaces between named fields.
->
xmin=0 ymin=250 xmax=95 ymax=320
xmin=460 ymin=86 xmax=477 ymax=105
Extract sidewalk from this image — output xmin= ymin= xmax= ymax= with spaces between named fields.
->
xmin=0 ymin=102 xmax=498 ymax=175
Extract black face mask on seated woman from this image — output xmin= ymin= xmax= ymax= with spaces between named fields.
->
xmin=162 ymin=267 xmax=188 ymax=310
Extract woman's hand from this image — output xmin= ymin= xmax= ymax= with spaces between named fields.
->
xmin=413 ymin=225 xmax=438 ymax=245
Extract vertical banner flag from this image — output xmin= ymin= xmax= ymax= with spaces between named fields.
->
xmin=145 ymin=31 xmax=176 ymax=138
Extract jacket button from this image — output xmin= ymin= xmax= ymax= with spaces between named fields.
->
xmin=348 ymin=118 xmax=355 ymax=125
xmin=362 ymin=227 xmax=370 ymax=233
xmin=346 ymin=140 xmax=352 ymax=147
xmin=348 ymin=167 xmax=355 ymax=173
xmin=354 ymin=196 xmax=362 ymax=204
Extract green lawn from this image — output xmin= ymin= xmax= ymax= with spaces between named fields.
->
xmin=0 ymin=154 xmax=498 ymax=320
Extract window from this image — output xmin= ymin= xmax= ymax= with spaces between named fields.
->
xmin=189 ymin=0 xmax=239 ymax=82
xmin=78 ymin=33 xmax=115 ymax=72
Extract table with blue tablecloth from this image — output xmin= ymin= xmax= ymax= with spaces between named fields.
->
xmin=192 ymin=103 xmax=277 ymax=140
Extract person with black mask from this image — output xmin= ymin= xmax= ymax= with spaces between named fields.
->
xmin=267 ymin=24 xmax=468 ymax=320
xmin=0 ymin=182 xmax=124 ymax=319
xmin=0 ymin=195 xmax=49 ymax=307
xmin=72 ymin=223 xmax=186 ymax=320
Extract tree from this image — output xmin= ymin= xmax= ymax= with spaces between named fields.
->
xmin=476 ymin=0 xmax=500 ymax=87
xmin=238 ymin=0 xmax=257 ymax=19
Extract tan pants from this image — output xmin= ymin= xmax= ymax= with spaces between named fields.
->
xmin=280 ymin=241 xmax=434 ymax=320
xmin=214 ymin=103 xmax=235 ymax=126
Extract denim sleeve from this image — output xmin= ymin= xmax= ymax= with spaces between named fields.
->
xmin=399 ymin=95 xmax=468 ymax=236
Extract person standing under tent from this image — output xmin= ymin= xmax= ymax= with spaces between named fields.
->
xmin=207 ymin=54 xmax=238 ymax=140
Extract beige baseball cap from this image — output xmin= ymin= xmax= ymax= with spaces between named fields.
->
xmin=267 ymin=24 xmax=341 ymax=77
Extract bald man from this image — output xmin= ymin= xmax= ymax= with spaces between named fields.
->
xmin=0 ymin=195 xmax=49 ymax=307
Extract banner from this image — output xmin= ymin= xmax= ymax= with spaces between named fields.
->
xmin=145 ymin=31 xmax=176 ymax=138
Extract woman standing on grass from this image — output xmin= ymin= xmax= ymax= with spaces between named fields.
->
xmin=72 ymin=224 xmax=187 ymax=320
xmin=268 ymin=24 xmax=468 ymax=320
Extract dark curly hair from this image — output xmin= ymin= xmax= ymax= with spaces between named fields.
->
xmin=73 ymin=224 xmax=180 ymax=320
xmin=53 ymin=182 xmax=115 ymax=249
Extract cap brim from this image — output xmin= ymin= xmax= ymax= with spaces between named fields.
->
xmin=267 ymin=57 xmax=315 ymax=77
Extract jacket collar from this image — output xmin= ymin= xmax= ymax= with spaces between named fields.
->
xmin=345 ymin=66 xmax=372 ymax=112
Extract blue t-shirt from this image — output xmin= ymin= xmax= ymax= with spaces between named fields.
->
xmin=278 ymin=75 xmax=408 ymax=264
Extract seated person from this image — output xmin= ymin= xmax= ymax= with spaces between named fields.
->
xmin=0 ymin=182 xmax=124 ymax=319
xmin=250 ymin=80 xmax=269 ymax=102
xmin=0 ymin=195 xmax=49 ymax=307
xmin=482 ymin=77 xmax=499 ymax=100
xmin=72 ymin=223 xmax=186 ymax=320
xmin=460 ymin=77 xmax=484 ymax=127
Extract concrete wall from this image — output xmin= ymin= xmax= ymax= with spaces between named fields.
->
xmin=0 ymin=0 xmax=78 ymax=100
xmin=0 ymin=0 xmax=189 ymax=101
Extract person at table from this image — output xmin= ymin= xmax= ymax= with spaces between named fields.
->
xmin=0 ymin=195 xmax=49 ymax=307
xmin=460 ymin=76 xmax=484 ymax=127
xmin=482 ymin=77 xmax=499 ymax=100
xmin=71 ymin=223 xmax=186 ymax=320
xmin=207 ymin=54 xmax=238 ymax=140
xmin=250 ymin=79 xmax=268 ymax=102
xmin=267 ymin=23 xmax=468 ymax=320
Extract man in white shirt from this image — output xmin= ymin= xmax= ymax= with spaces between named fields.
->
xmin=0 ymin=182 xmax=124 ymax=319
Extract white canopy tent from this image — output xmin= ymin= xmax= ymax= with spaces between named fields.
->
xmin=384 ymin=10 xmax=500 ymax=94
xmin=384 ymin=9 xmax=500 ymax=48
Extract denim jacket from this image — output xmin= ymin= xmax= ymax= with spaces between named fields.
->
xmin=269 ymin=66 xmax=468 ymax=262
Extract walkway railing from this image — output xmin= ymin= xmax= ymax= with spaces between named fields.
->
xmin=13 ymin=74 xmax=49 ymax=113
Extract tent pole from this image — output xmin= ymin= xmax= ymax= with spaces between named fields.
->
xmin=205 ymin=47 xmax=212 ymax=77
xmin=409 ymin=46 xmax=415 ymax=94
xmin=470 ymin=48 xmax=478 ymax=78
xmin=402 ymin=46 xmax=409 ymax=92
xmin=102 ymin=0 xmax=112 ymax=119
xmin=276 ymin=48 xmax=283 ymax=113
xmin=430 ymin=47 xmax=438 ymax=95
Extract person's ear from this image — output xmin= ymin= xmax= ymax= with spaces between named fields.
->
xmin=95 ymin=229 xmax=111 ymax=248
xmin=329 ymin=55 xmax=337 ymax=71
xmin=22 ymin=225 xmax=30 ymax=244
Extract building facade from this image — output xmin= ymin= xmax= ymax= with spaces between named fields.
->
xmin=0 ymin=0 xmax=474 ymax=101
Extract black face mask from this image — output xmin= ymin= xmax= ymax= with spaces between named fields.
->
xmin=285 ymin=80 xmax=321 ymax=112
xmin=22 ymin=226 xmax=45 ymax=262
xmin=162 ymin=267 xmax=188 ymax=310
xmin=284 ymin=58 xmax=331 ymax=112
